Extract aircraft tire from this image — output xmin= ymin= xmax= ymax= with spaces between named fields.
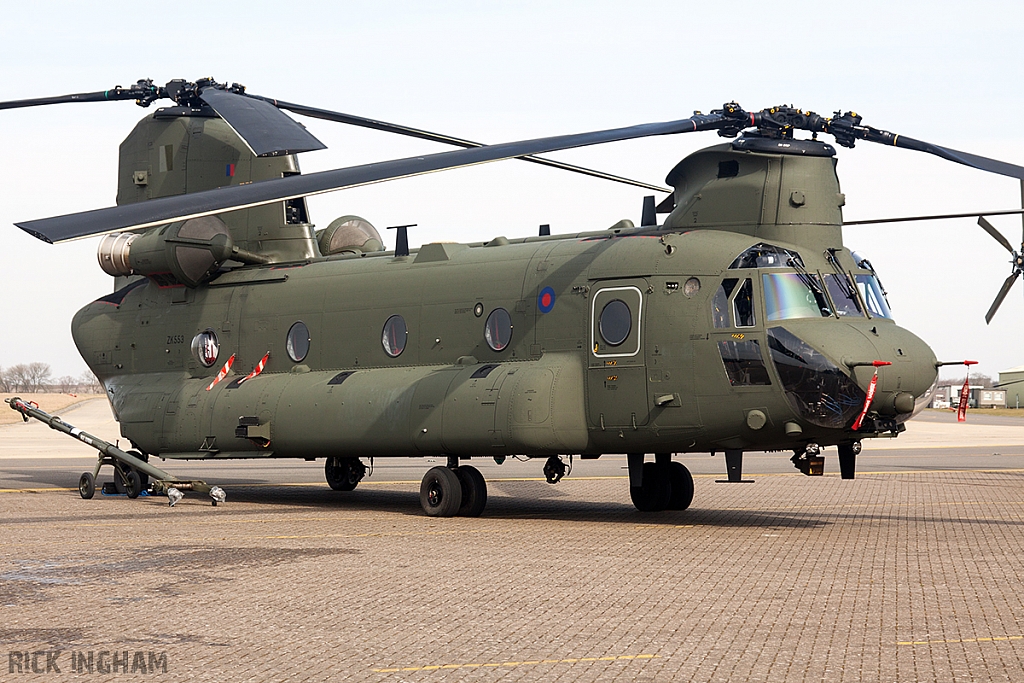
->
xmin=667 ymin=461 xmax=694 ymax=510
xmin=125 ymin=470 xmax=142 ymax=499
xmin=420 ymin=466 xmax=462 ymax=517
xmin=79 ymin=472 xmax=95 ymax=500
xmin=630 ymin=462 xmax=671 ymax=512
xmin=455 ymin=465 xmax=487 ymax=517
xmin=325 ymin=456 xmax=362 ymax=491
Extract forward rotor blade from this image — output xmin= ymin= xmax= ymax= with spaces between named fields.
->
xmin=850 ymin=124 xmax=1024 ymax=181
xmin=198 ymin=88 xmax=326 ymax=157
xmin=985 ymin=270 xmax=1019 ymax=324
xmin=255 ymin=96 xmax=668 ymax=192
xmin=0 ymin=85 xmax=151 ymax=110
xmin=16 ymin=113 xmax=725 ymax=243
xmin=979 ymin=216 xmax=1016 ymax=253
xmin=896 ymin=137 xmax=1024 ymax=181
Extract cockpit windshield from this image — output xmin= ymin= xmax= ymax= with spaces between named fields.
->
xmin=763 ymin=273 xmax=833 ymax=321
xmin=824 ymin=274 xmax=864 ymax=317
xmin=856 ymin=275 xmax=893 ymax=319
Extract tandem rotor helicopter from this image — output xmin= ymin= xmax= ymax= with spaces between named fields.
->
xmin=5 ymin=77 xmax=1024 ymax=516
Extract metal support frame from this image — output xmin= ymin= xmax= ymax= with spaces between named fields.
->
xmin=627 ymin=453 xmax=645 ymax=488
xmin=717 ymin=449 xmax=754 ymax=483
xmin=838 ymin=443 xmax=857 ymax=480
xmin=5 ymin=397 xmax=215 ymax=496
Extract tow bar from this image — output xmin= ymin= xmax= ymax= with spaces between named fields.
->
xmin=5 ymin=397 xmax=225 ymax=506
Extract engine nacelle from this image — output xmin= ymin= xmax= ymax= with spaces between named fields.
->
xmin=97 ymin=216 xmax=264 ymax=287
xmin=316 ymin=215 xmax=384 ymax=255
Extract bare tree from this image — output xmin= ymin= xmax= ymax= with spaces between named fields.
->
xmin=0 ymin=366 xmax=9 ymax=393
xmin=24 ymin=362 xmax=52 ymax=393
xmin=55 ymin=375 xmax=77 ymax=393
xmin=6 ymin=364 xmax=28 ymax=392
xmin=79 ymin=370 xmax=103 ymax=394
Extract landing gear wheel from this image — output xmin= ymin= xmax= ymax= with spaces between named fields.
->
xmin=125 ymin=469 xmax=142 ymax=499
xmin=420 ymin=466 xmax=462 ymax=517
xmin=325 ymin=457 xmax=365 ymax=491
xmin=455 ymin=465 xmax=487 ymax=517
xmin=78 ymin=472 xmax=95 ymax=500
xmin=630 ymin=462 xmax=672 ymax=512
xmin=667 ymin=461 xmax=694 ymax=510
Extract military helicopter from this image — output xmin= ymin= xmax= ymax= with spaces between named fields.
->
xmin=5 ymin=78 xmax=1024 ymax=516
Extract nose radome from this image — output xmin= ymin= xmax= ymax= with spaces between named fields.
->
xmin=842 ymin=323 xmax=938 ymax=415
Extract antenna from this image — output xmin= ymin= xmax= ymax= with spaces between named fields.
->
xmin=641 ymin=196 xmax=656 ymax=227
xmin=387 ymin=224 xmax=415 ymax=257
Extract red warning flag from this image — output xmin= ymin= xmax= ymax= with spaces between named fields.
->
xmin=205 ymin=354 xmax=236 ymax=391
xmin=957 ymin=377 xmax=970 ymax=422
xmin=238 ymin=352 xmax=271 ymax=385
xmin=852 ymin=370 xmax=880 ymax=431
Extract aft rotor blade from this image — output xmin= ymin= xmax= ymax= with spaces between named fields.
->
xmin=16 ymin=112 xmax=725 ymax=243
xmin=844 ymin=209 xmax=1024 ymax=225
xmin=198 ymin=88 xmax=326 ymax=157
xmin=985 ymin=270 xmax=1020 ymax=324
xmin=978 ymin=216 xmax=1016 ymax=254
xmin=256 ymin=96 xmax=668 ymax=192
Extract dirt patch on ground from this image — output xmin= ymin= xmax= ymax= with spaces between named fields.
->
xmin=0 ymin=394 xmax=104 ymax=426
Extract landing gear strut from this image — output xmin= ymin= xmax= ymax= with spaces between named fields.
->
xmin=838 ymin=441 xmax=861 ymax=479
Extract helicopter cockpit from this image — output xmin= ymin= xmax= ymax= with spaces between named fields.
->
xmin=725 ymin=243 xmax=893 ymax=323
xmin=714 ymin=242 xmax=904 ymax=429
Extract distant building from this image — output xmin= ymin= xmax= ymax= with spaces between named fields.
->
xmin=998 ymin=365 xmax=1024 ymax=409
xmin=930 ymin=385 xmax=1006 ymax=409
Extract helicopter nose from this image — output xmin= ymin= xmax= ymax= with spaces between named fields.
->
xmin=766 ymin=321 xmax=938 ymax=426
xmin=845 ymin=322 xmax=938 ymax=415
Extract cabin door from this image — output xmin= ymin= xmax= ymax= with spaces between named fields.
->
xmin=587 ymin=280 xmax=649 ymax=429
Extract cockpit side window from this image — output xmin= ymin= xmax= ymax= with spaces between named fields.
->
xmin=718 ymin=339 xmax=771 ymax=386
xmin=851 ymin=251 xmax=894 ymax=319
xmin=856 ymin=275 xmax=893 ymax=319
xmin=713 ymin=278 xmax=738 ymax=328
xmin=733 ymin=279 xmax=755 ymax=327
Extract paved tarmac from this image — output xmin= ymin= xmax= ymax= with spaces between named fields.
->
xmin=2 ymin=398 xmax=1024 ymax=681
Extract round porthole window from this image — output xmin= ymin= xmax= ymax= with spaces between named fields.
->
xmin=684 ymin=277 xmax=701 ymax=297
xmin=382 ymin=315 xmax=407 ymax=357
xmin=599 ymin=299 xmax=632 ymax=346
xmin=286 ymin=321 xmax=310 ymax=362
xmin=191 ymin=329 xmax=219 ymax=367
xmin=484 ymin=308 xmax=512 ymax=352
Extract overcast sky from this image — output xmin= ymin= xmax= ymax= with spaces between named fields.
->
xmin=1 ymin=0 xmax=1022 ymax=383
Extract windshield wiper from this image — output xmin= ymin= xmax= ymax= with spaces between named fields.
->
xmin=787 ymin=258 xmax=833 ymax=315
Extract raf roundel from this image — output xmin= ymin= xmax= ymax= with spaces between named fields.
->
xmin=538 ymin=286 xmax=556 ymax=314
